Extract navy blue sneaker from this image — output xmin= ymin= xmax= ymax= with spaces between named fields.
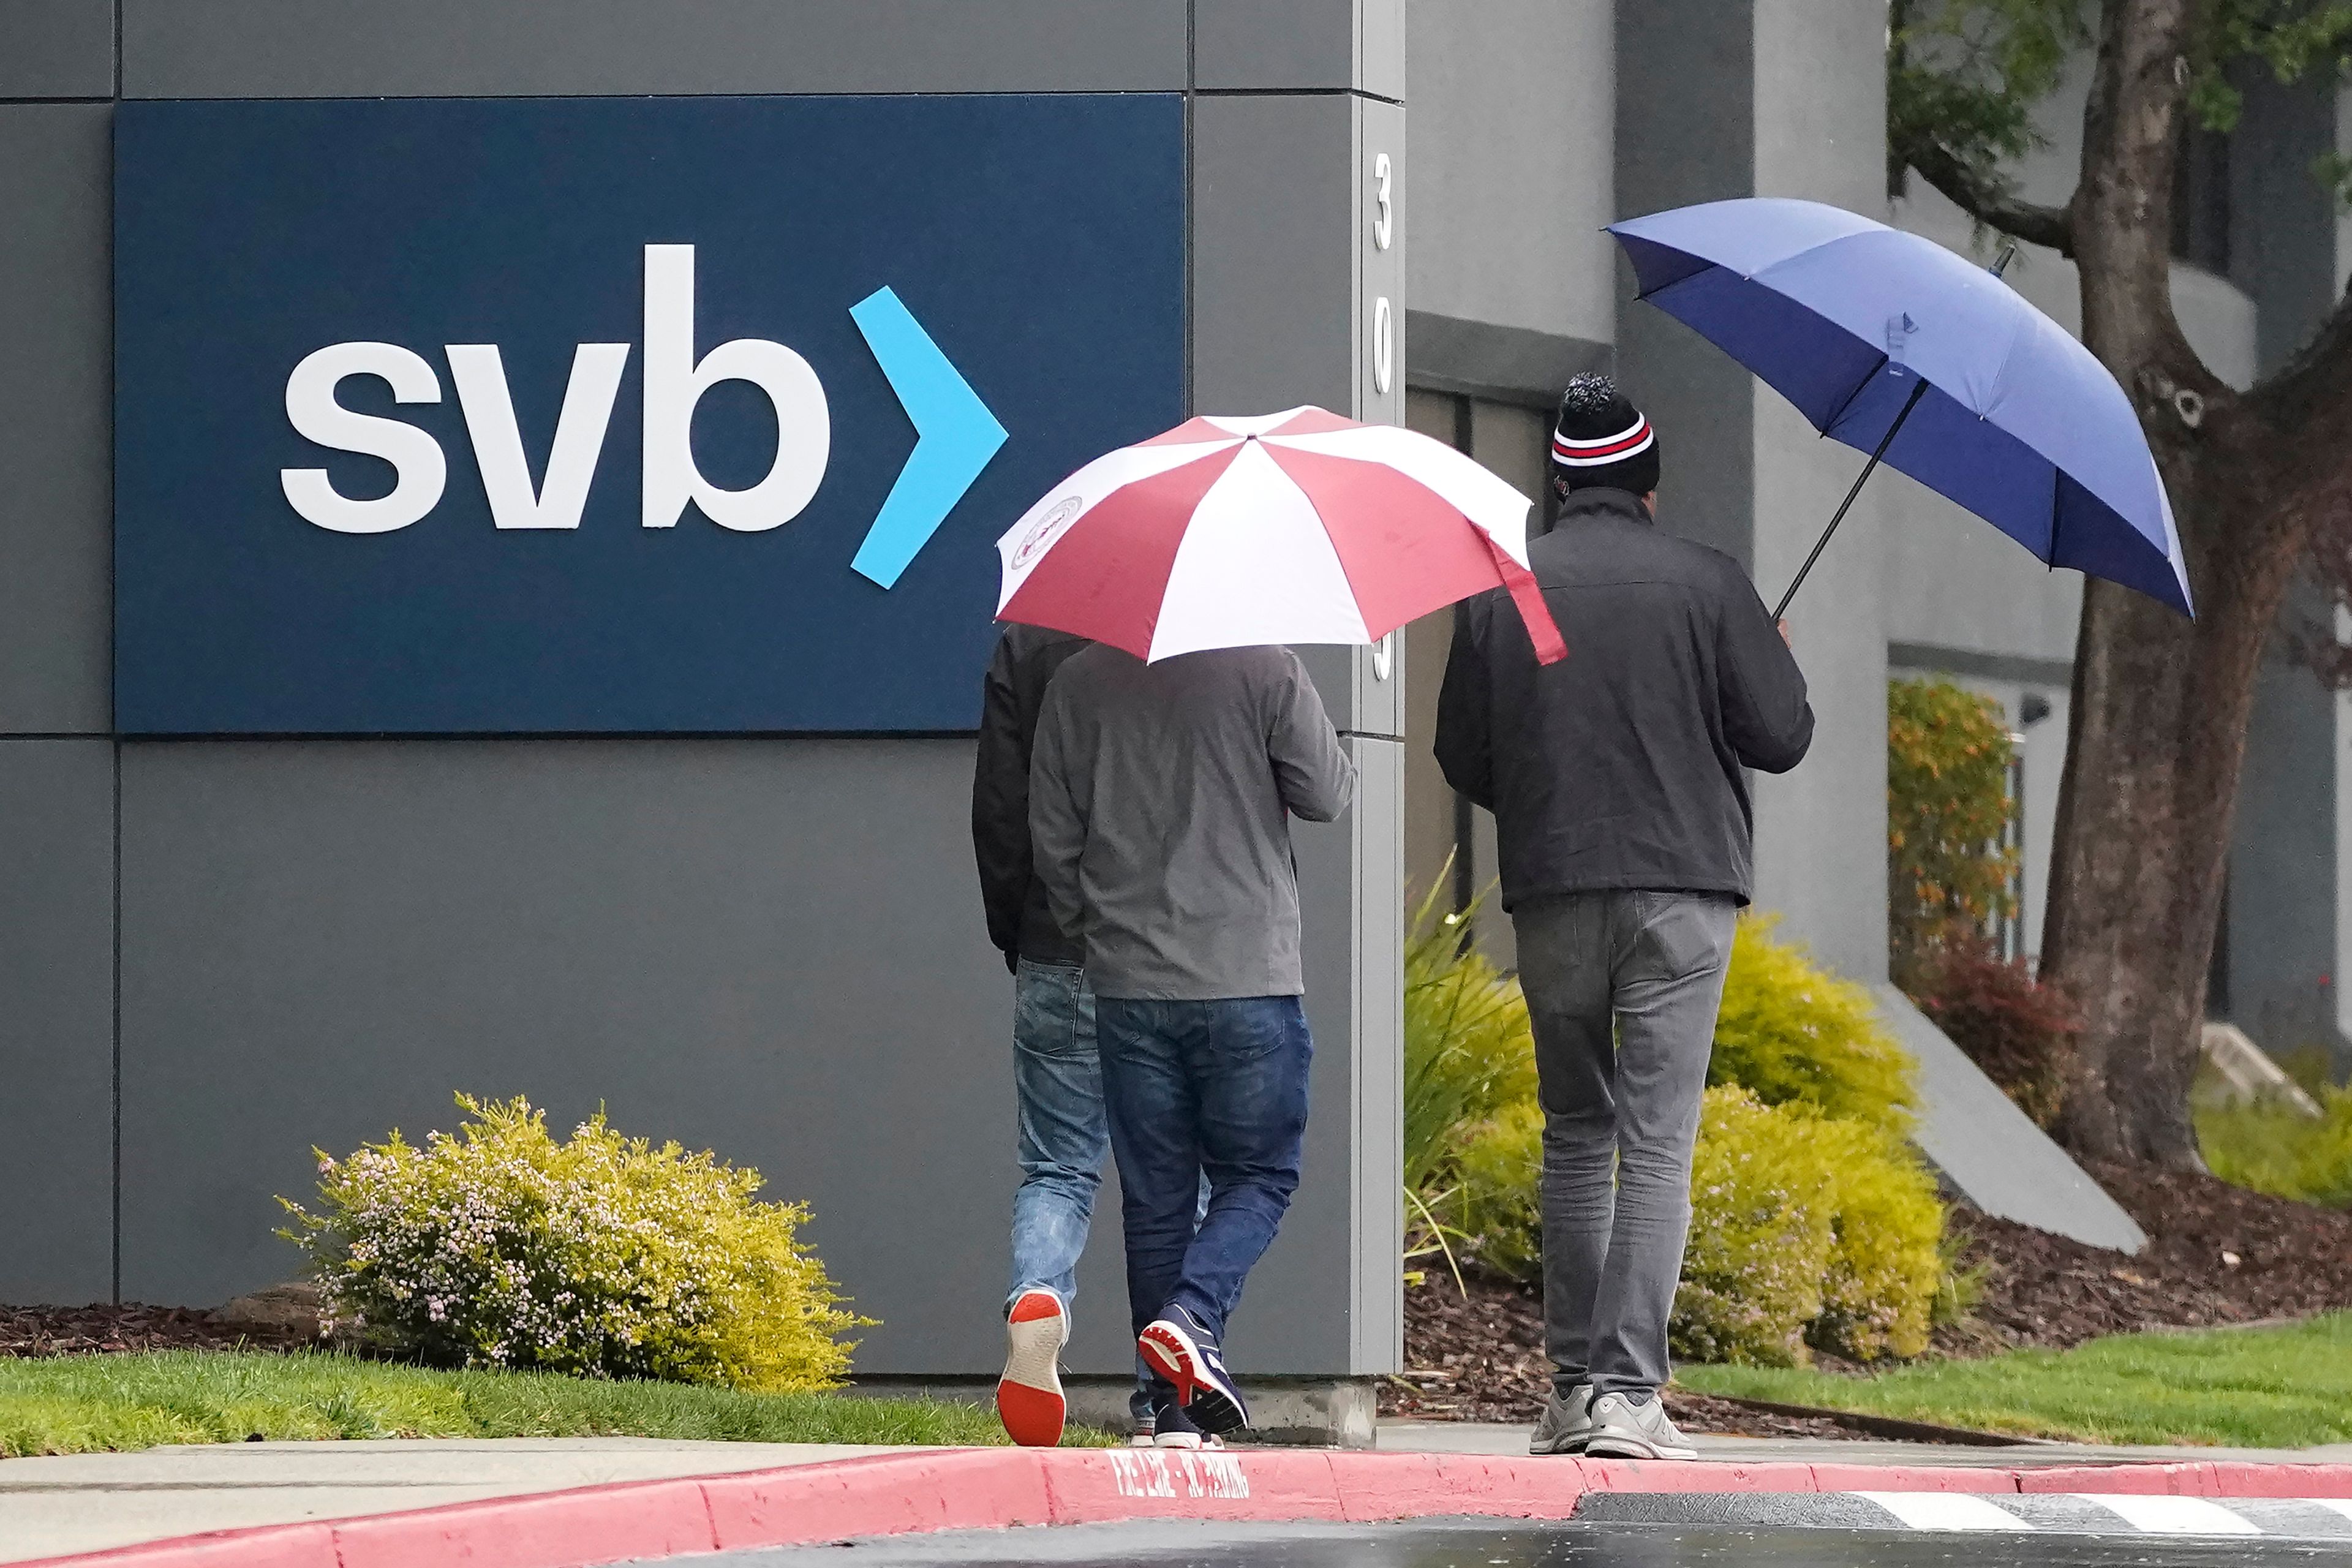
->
xmin=1150 ymin=1389 xmax=1223 ymax=1449
xmin=1138 ymin=1304 xmax=1250 ymax=1436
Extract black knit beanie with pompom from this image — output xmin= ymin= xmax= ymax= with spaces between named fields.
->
xmin=1550 ymin=372 xmax=1660 ymax=497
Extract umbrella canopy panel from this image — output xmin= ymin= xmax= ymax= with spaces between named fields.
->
xmin=1610 ymin=198 xmax=2191 ymax=617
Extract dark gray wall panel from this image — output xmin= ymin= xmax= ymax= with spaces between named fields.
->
xmin=118 ymin=738 xmax=1359 ymax=1377
xmin=0 ymin=739 xmax=115 ymax=1305
xmin=1613 ymin=0 xmax=1755 ymax=569
xmin=122 ymin=0 xmax=1186 ymax=98
xmin=0 ymin=105 xmax=111 ymax=734
xmin=1196 ymin=0 xmax=1358 ymax=93
xmin=1193 ymin=93 xmax=1355 ymax=419
xmin=0 ymin=0 xmax=114 ymax=97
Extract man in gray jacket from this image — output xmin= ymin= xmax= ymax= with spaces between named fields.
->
xmin=1435 ymin=374 xmax=1812 ymax=1461
xmin=1030 ymin=644 xmax=1353 ymax=1447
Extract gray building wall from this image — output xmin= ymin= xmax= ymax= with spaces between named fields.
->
xmin=1 ymin=0 xmax=1407 ymax=1384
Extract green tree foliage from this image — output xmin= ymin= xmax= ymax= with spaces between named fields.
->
xmin=1887 ymin=677 xmax=2019 ymax=976
xmin=282 ymin=1094 xmax=864 ymax=1392
xmin=1890 ymin=0 xmax=2352 ymax=217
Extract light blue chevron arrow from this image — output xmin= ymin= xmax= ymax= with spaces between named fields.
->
xmin=849 ymin=287 xmax=1008 ymax=589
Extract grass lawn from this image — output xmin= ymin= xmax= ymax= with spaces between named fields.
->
xmin=1675 ymin=1311 xmax=2352 ymax=1449
xmin=0 ymin=1351 xmax=1115 ymax=1458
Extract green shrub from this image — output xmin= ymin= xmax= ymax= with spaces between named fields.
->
xmin=1402 ymin=880 xmax=1536 ymax=1197
xmin=282 ymin=1094 xmax=865 ymax=1392
xmin=1452 ymin=1100 xmax=1544 ymax=1282
xmin=1711 ymin=916 xmax=1918 ymax=1131
xmin=1805 ymin=1115 xmax=1945 ymax=1360
xmin=1673 ymin=1086 xmax=1945 ymax=1365
xmin=2198 ymin=1087 xmax=2352 ymax=1210
xmin=1673 ymin=1087 xmax=1834 ymax=1366
xmin=1887 ymin=677 xmax=2019 ymax=974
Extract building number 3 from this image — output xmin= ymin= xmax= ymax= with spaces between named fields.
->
xmin=1370 ymin=152 xmax=1393 ymax=396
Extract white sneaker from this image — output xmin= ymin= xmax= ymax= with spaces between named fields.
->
xmin=1529 ymin=1383 xmax=1597 ymax=1455
xmin=996 ymin=1289 xmax=1069 ymax=1447
xmin=1581 ymin=1390 xmax=1697 ymax=1460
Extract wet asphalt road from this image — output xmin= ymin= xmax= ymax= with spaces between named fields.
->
xmin=616 ymin=1517 xmax=2352 ymax=1568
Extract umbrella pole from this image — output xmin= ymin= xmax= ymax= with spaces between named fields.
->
xmin=1772 ymin=375 xmax=1929 ymax=620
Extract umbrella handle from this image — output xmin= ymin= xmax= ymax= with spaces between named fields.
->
xmin=1772 ymin=375 xmax=1929 ymax=620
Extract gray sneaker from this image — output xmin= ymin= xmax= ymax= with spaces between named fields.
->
xmin=1528 ymin=1384 xmax=1597 ymax=1455
xmin=1582 ymin=1390 xmax=1697 ymax=1460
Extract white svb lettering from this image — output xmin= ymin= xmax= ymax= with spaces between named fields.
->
xmin=281 ymin=245 xmax=831 ymax=535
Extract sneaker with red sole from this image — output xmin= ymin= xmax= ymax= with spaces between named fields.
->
xmin=1137 ymin=1304 xmax=1249 ymax=1436
xmin=996 ymin=1289 xmax=1069 ymax=1447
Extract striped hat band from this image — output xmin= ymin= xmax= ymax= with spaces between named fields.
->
xmin=1551 ymin=415 xmax=1654 ymax=467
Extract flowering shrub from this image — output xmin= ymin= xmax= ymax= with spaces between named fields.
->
xmin=281 ymin=1095 xmax=864 ymax=1390
xmin=1673 ymin=1087 xmax=1833 ymax=1366
xmin=1673 ymin=1086 xmax=1944 ymax=1365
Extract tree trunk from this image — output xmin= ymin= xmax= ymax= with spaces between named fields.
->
xmin=1904 ymin=0 xmax=2352 ymax=1164
xmin=2035 ymin=0 xmax=2286 ymax=1167
xmin=2042 ymin=438 xmax=2305 ymax=1164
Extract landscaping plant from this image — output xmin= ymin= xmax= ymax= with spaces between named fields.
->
xmin=2198 ymin=1087 xmax=2352 ymax=1210
xmin=1906 ymin=941 xmax=2082 ymax=1130
xmin=1403 ymin=894 xmax=1946 ymax=1363
xmin=1886 ymin=675 xmax=2018 ymax=982
xmin=1710 ymin=914 xmax=1918 ymax=1131
xmin=281 ymin=1094 xmax=864 ymax=1391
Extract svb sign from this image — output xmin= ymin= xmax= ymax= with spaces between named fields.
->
xmin=115 ymin=96 xmax=1184 ymax=734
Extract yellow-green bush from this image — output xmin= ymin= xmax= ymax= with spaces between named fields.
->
xmin=1806 ymin=1115 xmax=1945 ymax=1360
xmin=2198 ymin=1087 xmax=2352 ymax=1210
xmin=1673 ymin=1087 xmax=1834 ymax=1366
xmin=1711 ymin=916 xmax=1919 ymax=1131
xmin=1452 ymin=1099 xmax=1544 ymax=1282
xmin=282 ymin=1094 xmax=865 ymax=1392
xmin=1403 ymin=881 xmax=1537 ymax=1198
xmin=1673 ymin=1086 xmax=1944 ymax=1365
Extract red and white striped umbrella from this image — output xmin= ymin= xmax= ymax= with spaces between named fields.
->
xmin=993 ymin=406 xmax=1567 ymax=664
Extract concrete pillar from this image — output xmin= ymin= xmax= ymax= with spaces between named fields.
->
xmin=1615 ymin=0 xmax=1891 ymax=979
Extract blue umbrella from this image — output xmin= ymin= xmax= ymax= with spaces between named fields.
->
xmin=1606 ymin=197 xmax=2192 ymax=618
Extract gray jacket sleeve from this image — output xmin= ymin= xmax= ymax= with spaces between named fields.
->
xmin=1027 ymin=685 xmax=1090 ymax=944
xmin=1267 ymin=653 xmax=1355 ymax=823
xmin=1716 ymin=582 xmax=1814 ymax=774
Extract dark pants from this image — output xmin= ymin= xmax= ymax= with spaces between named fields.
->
xmin=1095 ymin=995 xmax=1313 ymax=1345
xmin=1512 ymin=890 xmax=1737 ymax=1398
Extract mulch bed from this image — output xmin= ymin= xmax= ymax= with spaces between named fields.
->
xmin=1383 ymin=1159 xmax=2352 ymax=1436
xmin=1 ymin=1302 xmax=316 ymax=1358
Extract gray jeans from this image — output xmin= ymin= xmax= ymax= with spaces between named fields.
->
xmin=1511 ymin=889 xmax=1736 ymax=1399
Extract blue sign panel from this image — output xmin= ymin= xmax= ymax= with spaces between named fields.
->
xmin=114 ymin=96 xmax=1186 ymax=733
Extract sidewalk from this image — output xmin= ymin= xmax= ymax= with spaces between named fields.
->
xmin=0 ymin=1438 xmax=907 ymax=1563
xmin=7 ymin=1430 xmax=2352 ymax=1566
xmin=1379 ymin=1419 xmax=2352 ymax=1469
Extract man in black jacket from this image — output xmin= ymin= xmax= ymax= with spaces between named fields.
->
xmin=1434 ymin=374 xmax=1813 ymax=1463
xmin=971 ymin=621 xmax=1109 ymax=1449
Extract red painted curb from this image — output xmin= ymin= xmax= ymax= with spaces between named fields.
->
xmin=18 ymin=1447 xmax=2352 ymax=1568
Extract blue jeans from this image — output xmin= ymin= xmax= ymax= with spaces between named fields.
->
xmin=1007 ymin=960 xmax=1186 ymax=1430
xmin=1096 ymin=995 xmax=1313 ymax=1347
xmin=1007 ymin=960 xmax=1106 ymax=1311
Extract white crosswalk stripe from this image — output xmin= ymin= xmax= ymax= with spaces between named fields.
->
xmin=2310 ymin=1499 xmax=2352 ymax=1523
xmin=1852 ymin=1492 xmax=2035 ymax=1531
xmin=2070 ymin=1494 xmax=2264 ymax=1535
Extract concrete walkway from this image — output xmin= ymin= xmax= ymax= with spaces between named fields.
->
xmin=1379 ymin=1418 xmax=2352 ymax=1469
xmin=0 ymin=1437 xmax=911 ymax=1562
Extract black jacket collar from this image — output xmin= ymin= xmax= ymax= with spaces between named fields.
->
xmin=1554 ymin=487 xmax=1653 ymax=528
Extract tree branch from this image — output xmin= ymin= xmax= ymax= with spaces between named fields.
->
xmin=1901 ymin=135 xmax=2078 ymax=257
